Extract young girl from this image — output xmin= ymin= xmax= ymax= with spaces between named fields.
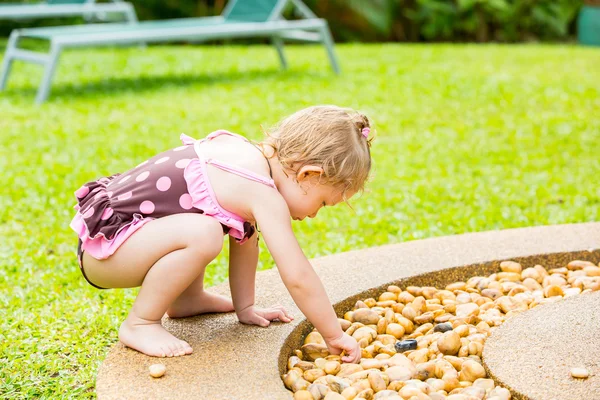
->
xmin=70 ymin=105 xmax=372 ymax=363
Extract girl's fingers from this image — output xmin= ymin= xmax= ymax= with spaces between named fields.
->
xmin=255 ymin=315 xmax=270 ymax=327
xmin=271 ymin=305 xmax=294 ymax=320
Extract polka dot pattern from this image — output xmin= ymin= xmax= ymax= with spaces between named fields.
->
xmin=75 ymin=186 xmax=89 ymax=198
xmin=156 ymin=177 xmax=171 ymax=192
xmin=118 ymin=191 xmax=132 ymax=201
xmin=175 ymin=159 xmax=191 ymax=169
xmin=101 ymin=208 xmax=114 ymax=220
xmin=140 ymin=200 xmax=155 ymax=214
xmin=155 ymin=157 xmax=170 ymax=164
xmin=179 ymin=194 xmax=193 ymax=210
xmin=136 ymin=171 xmax=150 ymax=182
xmin=83 ymin=207 xmax=95 ymax=218
xmin=119 ymin=175 xmax=131 ymax=184
xmin=173 ymin=145 xmax=187 ymax=152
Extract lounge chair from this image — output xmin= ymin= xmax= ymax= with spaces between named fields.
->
xmin=0 ymin=0 xmax=340 ymax=104
xmin=0 ymin=0 xmax=136 ymax=23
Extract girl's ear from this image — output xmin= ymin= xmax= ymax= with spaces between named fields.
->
xmin=296 ymin=165 xmax=324 ymax=182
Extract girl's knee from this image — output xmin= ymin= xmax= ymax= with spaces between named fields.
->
xmin=181 ymin=215 xmax=223 ymax=260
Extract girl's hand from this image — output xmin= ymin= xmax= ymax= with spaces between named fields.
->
xmin=237 ymin=305 xmax=294 ymax=327
xmin=325 ymin=332 xmax=361 ymax=363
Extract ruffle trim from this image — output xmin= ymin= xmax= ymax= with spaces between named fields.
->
xmin=70 ymin=210 xmax=154 ymax=259
xmin=183 ymin=158 xmax=248 ymax=243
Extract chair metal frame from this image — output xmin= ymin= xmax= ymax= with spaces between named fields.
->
xmin=0 ymin=0 xmax=339 ymax=104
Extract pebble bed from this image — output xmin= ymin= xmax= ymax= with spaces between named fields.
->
xmin=282 ymin=259 xmax=600 ymax=400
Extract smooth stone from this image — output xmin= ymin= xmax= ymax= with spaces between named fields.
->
xmin=433 ymin=322 xmax=453 ymax=333
xmin=571 ymin=367 xmax=589 ymax=379
xmin=394 ymin=339 xmax=418 ymax=353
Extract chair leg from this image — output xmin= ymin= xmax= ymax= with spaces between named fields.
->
xmin=0 ymin=31 xmax=20 ymax=91
xmin=35 ymin=44 xmax=62 ymax=104
xmin=272 ymin=37 xmax=288 ymax=70
xmin=319 ymin=25 xmax=340 ymax=75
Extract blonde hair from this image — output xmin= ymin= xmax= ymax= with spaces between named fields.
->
xmin=262 ymin=105 xmax=373 ymax=197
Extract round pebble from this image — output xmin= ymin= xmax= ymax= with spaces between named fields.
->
xmin=433 ymin=322 xmax=453 ymax=333
xmin=149 ymin=363 xmax=166 ymax=378
xmin=394 ymin=339 xmax=417 ymax=353
xmin=571 ymin=367 xmax=589 ymax=379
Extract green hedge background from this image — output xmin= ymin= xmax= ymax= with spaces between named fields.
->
xmin=0 ymin=0 xmax=588 ymax=43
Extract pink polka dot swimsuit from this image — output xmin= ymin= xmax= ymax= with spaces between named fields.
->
xmin=70 ymin=130 xmax=276 ymax=289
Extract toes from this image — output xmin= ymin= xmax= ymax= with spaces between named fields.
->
xmin=180 ymin=340 xmax=193 ymax=355
xmin=160 ymin=345 xmax=174 ymax=358
xmin=174 ymin=342 xmax=186 ymax=357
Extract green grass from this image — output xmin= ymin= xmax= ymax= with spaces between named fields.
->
xmin=1 ymin=42 xmax=599 ymax=398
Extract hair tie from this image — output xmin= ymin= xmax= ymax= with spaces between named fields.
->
xmin=361 ymin=127 xmax=370 ymax=139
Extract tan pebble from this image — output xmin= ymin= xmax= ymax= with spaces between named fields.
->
xmin=356 ymin=387 xmax=375 ymax=399
xmin=521 ymin=267 xmax=542 ymax=282
xmin=379 ymin=291 xmax=398 ymax=302
xmin=302 ymin=343 xmax=330 ymax=361
xmin=305 ymin=331 xmax=325 ymax=345
xmin=292 ymin=378 xmax=311 ymax=392
xmin=288 ymin=356 xmax=301 ymax=370
xmin=354 ymin=308 xmax=383 ymax=325
xmin=500 ymin=260 xmax=522 ymax=273
xmin=364 ymin=298 xmax=377 ymax=307
xmin=584 ymin=266 xmax=600 ymax=276
xmin=461 ymin=385 xmax=486 ymax=399
xmin=438 ymin=331 xmax=461 ymax=355
xmin=446 ymin=394 xmax=468 ymax=400
xmin=341 ymin=386 xmax=359 ymax=399
xmin=339 ymin=318 xmax=352 ymax=331
xmin=385 ymin=366 xmax=414 ymax=382
xmin=571 ymin=367 xmax=589 ymax=379
xmin=325 ymin=392 xmax=347 ymax=400
xmin=148 ymin=363 xmax=166 ymax=378
xmin=543 ymin=285 xmax=564 ymax=298
xmin=459 ymin=360 xmax=486 ymax=382
xmin=372 ymin=389 xmax=399 ymax=399
xmin=568 ymin=260 xmax=596 ymax=270
xmin=353 ymin=327 xmax=378 ymax=343
xmin=488 ymin=386 xmax=511 ymax=400
xmin=386 ymin=323 xmax=405 ymax=339
xmin=446 ymin=282 xmax=467 ymax=292
xmin=387 ymin=285 xmax=402 ymax=294
xmin=414 ymin=312 xmax=435 ymax=325
xmin=428 ymin=393 xmax=447 ymax=400
xmin=325 ymin=360 xmax=342 ymax=375
xmin=337 ymin=364 xmax=364 ymax=379
xmin=304 ymin=368 xmax=327 ymax=383
xmin=294 ymin=390 xmax=314 ymax=400
xmin=308 ymin=383 xmax=330 ymax=400
xmin=455 ymin=303 xmax=479 ymax=318
xmin=472 ymin=378 xmax=495 ymax=390
xmin=406 ymin=286 xmax=423 ymax=296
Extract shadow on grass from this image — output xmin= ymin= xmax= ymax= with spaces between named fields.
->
xmin=2 ymin=67 xmax=332 ymax=103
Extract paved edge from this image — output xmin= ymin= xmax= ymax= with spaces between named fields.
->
xmin=96 ymin=222 xmax=600 ymax=400
xmin=483 ymin=291 xmax=600 ymax=400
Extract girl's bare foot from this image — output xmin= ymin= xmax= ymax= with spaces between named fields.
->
xmin=118 ymin=314 xmax=193 ymax=357
xmin=166 ymin=291 xmax=234 ymax=318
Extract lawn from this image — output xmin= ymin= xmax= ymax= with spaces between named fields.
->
xmin=0 ymin=42 xmax=599 ymax=398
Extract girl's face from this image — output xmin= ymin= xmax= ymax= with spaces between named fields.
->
xmin=279 ymin=166 xmax=352 ymax=221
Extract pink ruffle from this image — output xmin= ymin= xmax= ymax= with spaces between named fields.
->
xmin=183 ymin=157 xmax=246 ymax=242
xmin=70 ymin=210 xmax=154 ymax=260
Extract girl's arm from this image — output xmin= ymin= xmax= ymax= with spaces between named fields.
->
xmin=229 ymin=230 xmax=293 ymax=326
xmin=252 ymin=193 xmax=358 ymax=356
xmin=228 ymin=233 xmax=259 ymax=315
